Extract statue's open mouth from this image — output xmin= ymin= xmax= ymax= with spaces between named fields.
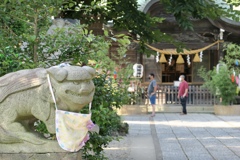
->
xmin=66 ymin=89 xmax=94 ymax=97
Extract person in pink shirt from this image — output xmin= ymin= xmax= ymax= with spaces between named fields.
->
xmin=178 ymin=75 xmax=189 ymax=115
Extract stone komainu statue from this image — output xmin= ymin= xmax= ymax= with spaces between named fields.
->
xmin=0 ymin=65 xmax=95 ymax=144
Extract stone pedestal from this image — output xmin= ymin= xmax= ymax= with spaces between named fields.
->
xmin=0 ymin=140 xmax=82 ymax=160
xmin=214 ymin=105 xmax=240 ymax=115
xmin=116 ymin=105 xmax=148 ymax=115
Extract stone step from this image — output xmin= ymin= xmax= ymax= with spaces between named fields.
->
xmin=116 ymin=105 xmax=214 ymax=115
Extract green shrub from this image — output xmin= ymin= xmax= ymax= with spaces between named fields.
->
xmin=0 ymin=46 xmax=36 ymax=76
xmin=81 ymin=72 xmax=130 ymax=159
xmin=198 ymin=64 xmax=237 ymax=105
xmin=1 ymin=14 xmax=131 ymax=159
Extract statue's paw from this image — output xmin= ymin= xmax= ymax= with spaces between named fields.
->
xmin=25 ymin=137 xmax=49 ymax=145
xmin=46 ymin=125 xmax=56 ymax=134
xmin=0 ymin=126 xmax=23 ymax=144
xmin=15 ymin=132 xmax=50 ymax=145
xmin=0 ymin=125 xmax=52 ymax=145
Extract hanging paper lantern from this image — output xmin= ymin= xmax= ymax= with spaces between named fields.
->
xmin=159 ymin=53 xmax=167 ymax=63
xmin=193 ymin=53 xmax=201 ymax=62
xmin=133 ymin=63 xmax=143 ymax=78
xmin=176 ymin=54 xmax=184 ymax=64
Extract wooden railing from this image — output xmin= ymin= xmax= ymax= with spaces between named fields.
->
xmin=138 ymin=83 xmax=216 ymax=106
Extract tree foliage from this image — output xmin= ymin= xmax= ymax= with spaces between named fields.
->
xmin=0 ymin=0 xmax=64 ymax=64
xmin=161 ymin=0 xmax=240 ymax=30
xmin=59 ymin=0 xmax=240 ymax=52
xmin=1 ymin=0 xmax=240 ymax=57
xmin=224 ymin=42 xmax=240 ymax=75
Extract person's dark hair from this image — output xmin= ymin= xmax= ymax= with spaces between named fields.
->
xmin=150 ymin=73 xmax=155 ymax=78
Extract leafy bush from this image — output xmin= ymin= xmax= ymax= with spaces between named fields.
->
xmin=0 ymin=46 xmax=36 ymax=76
xmin=198 ymin=43 xmax=240 ymax=105
xmin=198 ymin=64 xmax=237 ymax=105
xmin=1 ymin=4 xmax=131 ymax=158
xmin=80 ymin=72 xmax=129 ymax=159
xmin=224 ymin=43 xmax=240 ymax=74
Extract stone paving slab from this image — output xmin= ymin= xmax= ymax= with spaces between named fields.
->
xmin=104 ymin=113 xmax=240 ymax=160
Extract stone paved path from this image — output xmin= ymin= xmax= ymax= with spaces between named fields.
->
xmin=104 ymin=113 xmax=240 ymax=160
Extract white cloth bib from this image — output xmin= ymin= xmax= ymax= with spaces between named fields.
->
xmin=55 ymin=109 xmax=94 ymax=152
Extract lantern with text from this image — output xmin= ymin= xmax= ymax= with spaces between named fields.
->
xmin=133 ymin=64 xmax=143 ymax=78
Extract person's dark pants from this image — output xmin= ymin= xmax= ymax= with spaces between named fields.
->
xmin=180 ymin=97 xmax=187 ymax=114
